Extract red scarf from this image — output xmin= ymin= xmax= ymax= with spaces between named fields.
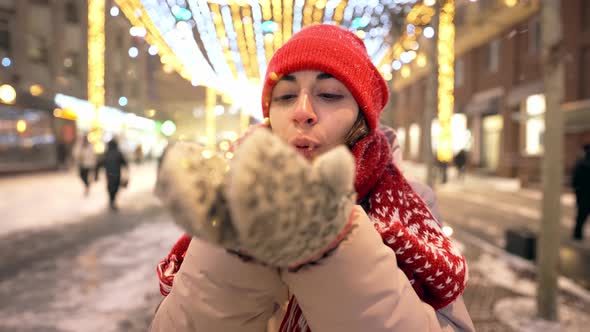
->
xmin=157 ymin=130 xmax=467 ymax=330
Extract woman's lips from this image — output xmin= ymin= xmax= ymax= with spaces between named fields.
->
xmin=289 ymin=137 xmax=321 ymax=160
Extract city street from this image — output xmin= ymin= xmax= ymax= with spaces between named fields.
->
xmin=1 ymin=162 xmax=589 ymax=331
xmin=0 ymin=162 xmax=183 ymax=332
xmin=2 ymin=0 xmax=589 ymax=331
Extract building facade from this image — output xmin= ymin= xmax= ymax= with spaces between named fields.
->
xmin=390 ymin=0 xmax=590 ymax=185
xmin=0 ymin=0 xmax=206 ymax=126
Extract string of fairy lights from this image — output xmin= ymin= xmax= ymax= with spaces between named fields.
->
xmin=113 ymin=0 xmax=421 ymax=88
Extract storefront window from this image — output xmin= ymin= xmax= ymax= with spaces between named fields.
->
xmin=524 ymin=94 xmax=545 ymax=155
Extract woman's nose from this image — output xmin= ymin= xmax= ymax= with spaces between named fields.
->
xmin=292 ymin=92 xmax=318 ymax=127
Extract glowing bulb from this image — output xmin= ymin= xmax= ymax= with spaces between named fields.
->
xmin=128 ymin=47 xmax=139 ymax=58
xmin=0 ymin=84 xmax=16 ymax=104
xmin=161 ymin=120 xmax=176 ymax=136
xmin=29 ymin=84 xmax=44 ymax=96
xmin=129 ymin=26 xmax=146 ymax=37
xmin=16 ymin=120 xmax=26 ymax=133
xmin=148 ymin=45 xmax=158 ymax=55
xmin=163 ymin=64 xmax=174 ymax=73
xmin=505 ymin=0 xmax=517 ymax=7
xmin=110 ymin=6 xmax=119 ymax=16
xmin=423 ymin=26 xmax=435 ymax=38
xmin=201 ymin=150 xmax=214 ymax=159
xmin=401 ymin=66 xmax=411 ymax=78
xmin=219 ymin=141 xmax=230 ymax=151
xmin=442 ymin=226 xmax=454 ymax=237
xmin=214 ymin=105 xmax=225 ymax=116
xmin=417 ymin=53 xmax=427 ymax=67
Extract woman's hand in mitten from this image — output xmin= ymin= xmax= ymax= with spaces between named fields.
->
xmin=155 ymin=142 xmax=239 ymax=248
xmin=225 ymin=128 xmax=357 ymax=270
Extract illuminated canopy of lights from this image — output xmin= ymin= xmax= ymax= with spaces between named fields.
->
xmin=113 ymin=0 xmax=420 ymax=117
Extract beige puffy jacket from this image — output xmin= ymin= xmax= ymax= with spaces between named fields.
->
xmin=150 ymin=206 xmax=474 ymax=332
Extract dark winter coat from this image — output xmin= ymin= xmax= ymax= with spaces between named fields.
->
xmin=99 ymin=141 xmax=128 ymax=177
xmin=572 ymin=155 xmax=590 ymax=197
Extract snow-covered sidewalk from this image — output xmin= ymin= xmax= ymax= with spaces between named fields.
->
xmin=0 ymin=162 xmax=160 ymax=236
xmin=0 ymin=217 xmax=183 ymax=332
xmin=456 ymin=230 xmax=590 ymax=332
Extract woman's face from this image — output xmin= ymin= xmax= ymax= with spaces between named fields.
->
xmin=268 ymin=70 xmax=359 ymax=160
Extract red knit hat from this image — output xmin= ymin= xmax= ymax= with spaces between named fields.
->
xmin=261 ymin=24 xmax=389 ymax=131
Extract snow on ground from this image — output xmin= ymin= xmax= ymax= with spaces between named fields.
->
xmin=458 ymin=231 xmax=590 ymax=331
xmin=494 ymin=297 xmax=590 ymax=332
xmin=399 ymin=160 xmax=575 ymax=207
xmin=0 ymin=218 xmax=183 ymax=332
xmin=0 ymin=162 xmax=159 ymax=236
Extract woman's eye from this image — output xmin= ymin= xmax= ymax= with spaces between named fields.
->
xmin=318 ymin=93 xmax=343 ymax=100
xmin=273 ymin=94 xmax=297 ymax=102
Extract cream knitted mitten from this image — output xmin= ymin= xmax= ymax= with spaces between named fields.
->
xmin=155 ymin=142 xmax=238 ymax=248
xmin=226 ymin=129 xmax=357 ymax=269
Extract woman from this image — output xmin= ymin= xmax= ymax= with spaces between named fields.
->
xmin=152 ymin=24 xmax=473 ymax=331
xmin=74 ymin=135 xmax=96 ymax=196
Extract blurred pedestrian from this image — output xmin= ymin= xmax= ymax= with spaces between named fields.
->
xmin=135 ymin=144 xmax=143 ymax=164
xmin=74 ymin=135 xmax=97 ymax=196
xmin=97 ymin=139 xmax=128 ymax=211
xmin=437 ymin=157 xmax=449 ymax=184
xmin=454 ymin=149 xmax=467 ymax=180
xmin=572 ymin=144 xmax=590 ymax=241
xmin=56 ymin=139 xmax=68 ymax=170
xmin=151 ymin=24 xmax=473 ymax=332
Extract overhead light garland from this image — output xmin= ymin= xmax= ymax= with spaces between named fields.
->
xmin=114 ymin=0 xmax=422 ymax=118
xmin=116 ymin=0 xmax=414 ymax=79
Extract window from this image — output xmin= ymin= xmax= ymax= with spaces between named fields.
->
xmin=524 ymin=94 xmax=545 ymax=155
xmin=0 ymin=16 xmax=10 ymax=54
xmin=486 ymin=39 xmax=500 ymax=73
xmin=581 ymin=48 xmax=590 ymax=99
xmin=116 ymin=33 xmax=124 ymax=50
xmin=455 ymin=58 xmax=465 ymax=86
xmin=27 ymin=34 xmax=48 ymax=63
xmin=115 ymin=80 xmax=124 ymax=95
xmin=528 ymin=17 xmax=541 ymax=54
xmin=65 ymin=2 xmax=79 ymax=24
xmin=0 ymin=29 xmax=10 ymax=52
